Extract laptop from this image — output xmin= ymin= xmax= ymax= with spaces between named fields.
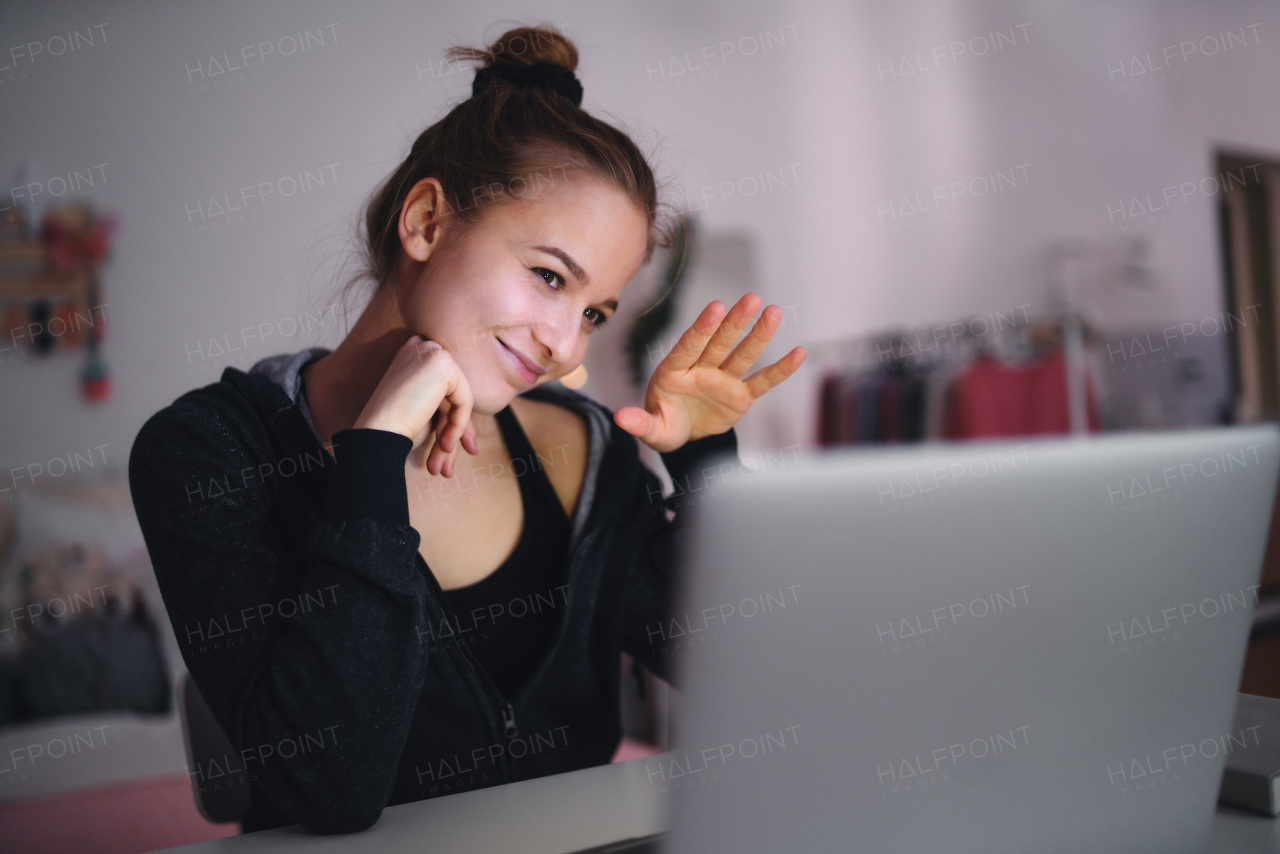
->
xmin=572 ymin=424 xmax=1280 ymax=853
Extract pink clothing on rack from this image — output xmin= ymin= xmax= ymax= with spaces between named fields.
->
xmin=946 ymin=349 xmax=1099 ymax=439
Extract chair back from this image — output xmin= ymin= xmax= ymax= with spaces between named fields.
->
xmin=176 ymin=671 xmax=251 ymax=823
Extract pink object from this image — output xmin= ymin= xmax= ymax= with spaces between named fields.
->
xmin=0 ymin=743 xmax=662 ymax=853
xmin=0 ymin=773 xmax=239 ymax=854
xmin=947 ymin=350 xmax=1100 ymax=439
xmin=611 ymin=737 xmax=661 ymax=762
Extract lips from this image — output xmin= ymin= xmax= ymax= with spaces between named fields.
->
xmin=500 ymin=341 xmax=545 ymax=384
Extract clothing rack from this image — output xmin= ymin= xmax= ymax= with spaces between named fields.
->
xmin=806 ymin=310 xmax=1083 ymax=372
xmin=809 ymin=310 xmax=1101 ymax=446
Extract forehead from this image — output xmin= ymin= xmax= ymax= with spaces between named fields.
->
xmin=484 ymin=175 xmax=649 ymax=285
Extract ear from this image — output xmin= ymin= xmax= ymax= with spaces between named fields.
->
xmin=398 ymin=177 xmax=447 ymax=262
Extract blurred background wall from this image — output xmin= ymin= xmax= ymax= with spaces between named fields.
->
xmin=2 ymin=0 xmax=1278 ymax=464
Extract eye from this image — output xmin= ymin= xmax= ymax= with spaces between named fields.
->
xmin=531 ymin=266 xmax=566 ymax=290
xmin=584 ymin=308 xmax=610 ymax=331
xmin=533 ymin=266 xmax=610 ymax=332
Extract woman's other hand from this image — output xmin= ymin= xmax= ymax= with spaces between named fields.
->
xmin=353 ymin=335 xmax=479 ymax=477
xmin=613 ymin=294 xmax=807 ymax=454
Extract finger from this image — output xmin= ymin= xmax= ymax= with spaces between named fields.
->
xmin=461 ymin=422 xmax=479 ymax=455
xmin=431 ymin=410 xmax=454 ymax=477
xmin=407 ymin=334 xmax=426 ymax=366
xmin=430 ymin=398 xmax=453 ymax=451
xmin=412 ymin=335 xmax=442 ymax=363
xmin=721 ymin=303 xmax=782 ymax=379
xmin=427 ymin=410 xmax=450 ymax=475
xmin=430 ymin=440 xmax=457 ymax=478
xmin=660 ymin=300 xmax=728 ymax=373
xmin=443 ymin=421 xmax=463 ymax=476
xmin=438 ymin=378 xmax=473 ymax=454
xmin=697 ymin=293 xmax=763 ymax=370
xmin=743 ymin=346 xmax=807 ymax=398
xmin=613 ymin=405 xmax=657 ymax=443
xmin=443 ymin=442 xmax=460 ymax=478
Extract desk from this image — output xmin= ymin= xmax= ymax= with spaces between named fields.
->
xmin=152 ymin=755 xmax=1280 ymax=853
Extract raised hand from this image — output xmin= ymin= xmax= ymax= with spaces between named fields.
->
xmin=613 ymin=294 xmax=806 ymax=454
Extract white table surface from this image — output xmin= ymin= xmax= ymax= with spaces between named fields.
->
xmin=149 ymin=753 xmax=1280 ymax=854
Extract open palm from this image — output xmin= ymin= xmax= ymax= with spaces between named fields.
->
xmin=614 ymin=294 xmax=807 ymax=453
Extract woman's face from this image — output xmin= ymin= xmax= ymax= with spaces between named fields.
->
xmin=399 ymin=175 xmax=649 ymax=414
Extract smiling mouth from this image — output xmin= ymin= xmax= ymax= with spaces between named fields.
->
xmin=500 ymin=341 xmax=543 ymax=384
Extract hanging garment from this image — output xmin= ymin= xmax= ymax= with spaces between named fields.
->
xmin=840 ymin=373 xmax=861 ymax=445
xmin=857 ymin=373 xmax=882 ymax=443
xmin=817 ymin=372 xmax=844 ymax=446
xmin=898 ymin=370 xmax=928 ymax=442
xmin=946 ymin=349 xmax=1100 ymax=439
xmin=923 ymin=362 xmax=964 ymax=440
xmin=877 ymin=374 xmax=901 ymax=442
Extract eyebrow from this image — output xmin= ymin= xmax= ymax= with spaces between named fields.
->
xmin=534 ymin=245 xmax=618 ymax=312
xmin=535 ymin=245 xmax=589 ymax=284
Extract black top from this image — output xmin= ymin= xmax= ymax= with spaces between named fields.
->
xmin=436 ymin=405 xmax=572 ymax=701
xmin=127 ymin=360 xmax=740 ymax=834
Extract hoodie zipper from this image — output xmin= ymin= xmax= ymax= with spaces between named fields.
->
xmin=414 ymin=521 xmax=597 ymax=778
xmin=408 ymin=393 xmax=604 ymax=781
xmin=460 ymin=642 xmax=519 ymax=738
xmin=416 ymin=554 xmax=519 ymax=781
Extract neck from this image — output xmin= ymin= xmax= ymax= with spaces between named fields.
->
xmin=302 ymin=286 xmax=502 ymax=452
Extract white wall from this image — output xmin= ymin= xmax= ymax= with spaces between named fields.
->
xmin=1 ymin=0 xmax=1278 ymax=468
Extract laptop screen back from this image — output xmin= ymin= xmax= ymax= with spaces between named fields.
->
xmin=659 ymin=426 xmax=1280 ymax=854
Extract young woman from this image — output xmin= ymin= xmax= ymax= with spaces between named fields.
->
xmin=129 ymin=26 xmax=805 ymax=835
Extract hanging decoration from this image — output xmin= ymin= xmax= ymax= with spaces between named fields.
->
xmin=0 ymin=202 xmax=117 ymax=401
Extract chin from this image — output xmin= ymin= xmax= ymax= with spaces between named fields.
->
xmin=469 ymin=380 xmax=520 ymax=416
xmin=469 ymin=396 xmax=510 ymax=417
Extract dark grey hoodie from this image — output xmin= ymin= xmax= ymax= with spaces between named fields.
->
xmin=127 ymin=347 xmax=738 ymax=834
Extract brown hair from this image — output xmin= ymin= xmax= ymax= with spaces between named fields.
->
xmin=355 ymin=25 xmax=671 ymax=301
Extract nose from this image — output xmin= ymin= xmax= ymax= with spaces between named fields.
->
xmin=531 ymin=303 xmax=580 ymax=367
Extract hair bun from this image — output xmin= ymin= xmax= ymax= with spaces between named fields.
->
xmin=449 ymin=26 xmax=583 ymax=105
xmin=471 ymin=63 xmax=583 ymax=105
xmin=447 ymin=25 xmax=578 ymax=74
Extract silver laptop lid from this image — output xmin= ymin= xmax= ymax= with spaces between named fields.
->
xmin=658 ymin=425 xmax=1280 ymax=854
